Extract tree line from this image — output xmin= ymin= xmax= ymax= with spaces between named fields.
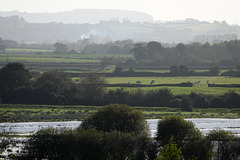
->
xmin=0 ymin=62 xmax=240 ymax=109
xmin=1 ymin=35 xmax=240 ymax=68
xmin=2 ymin=105 xmax=240 ymax=159
xmin=129 ymin=40 xmax=240 ymax=67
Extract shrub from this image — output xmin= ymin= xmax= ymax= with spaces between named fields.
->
xmin=80 ymin=104 xmax=149 ymax=135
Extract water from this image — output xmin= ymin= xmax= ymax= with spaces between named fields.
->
xmin=1 ymin=119 xmax=240 ymax=137
xmin=1 ymin=119 xmax=240 ymax=157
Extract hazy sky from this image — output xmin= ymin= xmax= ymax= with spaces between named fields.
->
xmin=1 ymin=0 xmax=240 ymax=24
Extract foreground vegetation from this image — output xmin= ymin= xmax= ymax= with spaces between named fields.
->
xmin=1 ymin=105 xmax=240 ymax=160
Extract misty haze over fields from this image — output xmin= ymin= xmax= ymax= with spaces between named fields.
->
xmin=0 ymin=9 xmax=154 ymax=24
xmin=0 ymin=9 xmax=239 ymax=43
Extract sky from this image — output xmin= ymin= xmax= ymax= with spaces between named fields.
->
xmin=0 ymin=0 xmax=240 ymax=25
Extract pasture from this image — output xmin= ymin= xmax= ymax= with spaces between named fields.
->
xmin=106 ymin=76 xmax=240 ymax=85
xmin=1 ymin=52 xmax=240 ymax=95
xmin=105 ymin=76 xmax=240 ymax=95
xmin=6 ymin=48 xmax=53 ymax=53
xmin=107 ymin=86 xmax=240 ymax=95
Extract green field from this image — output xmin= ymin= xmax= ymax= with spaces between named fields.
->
xmin=106 ymin=76 xmax=240 ymax=85
xmin=104 ymin=76 xmax=240 ymax=95
xmin=107 ymin=86 xmax=240 ymax=95
xmin=1 ymin=104 xmax=239 ymax=122
xmin=6 ymin=48 xmax=53 ymax=53
xmin=0 ymin=56 xmax=100 ymax=63
xmin=0 ymin=53 xmax=133 ymax=71
xmin=1 ymin=52 xmax=240 ymax=95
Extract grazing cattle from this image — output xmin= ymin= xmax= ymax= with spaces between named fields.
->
xmin=194 ymin=81 xmax=201 ymax=84
xmin=136 ymin=81 xmax=142 ymax=84
xmin=150 ymin=80 xmax=155 ymax=85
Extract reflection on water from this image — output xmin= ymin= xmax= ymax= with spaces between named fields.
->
xmin=1 ymin=119 xmax=240 ymax=137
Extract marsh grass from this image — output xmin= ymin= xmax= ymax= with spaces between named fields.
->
xmin=1 ymin=104 xmax=240 ymax=122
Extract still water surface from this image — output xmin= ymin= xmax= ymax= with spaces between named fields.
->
xmin=1 ymin=119 xmax=240 ymax=137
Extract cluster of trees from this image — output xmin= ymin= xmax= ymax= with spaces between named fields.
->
xmin=0 ymin=63 xmax=240 ymax=109
xmin=80 ymin=39 xmax=134 ymax=54
xmin=60 ymin=38 xmax=240 ymax=68
xmin=52 ymin=39 xmax=134 ymax=55
xmin=0 ymin=62 xmax=107 ymax=105
xmin=104 ymin=88 xmax=240 ymax=110
xmin=130 ymin=40 xmax=240 ymax=66
xmin=4 ymin=105 xmax=240 ymax=159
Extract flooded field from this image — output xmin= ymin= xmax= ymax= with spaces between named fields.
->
xmin=1 ymin=119 xmax=240 ymax=137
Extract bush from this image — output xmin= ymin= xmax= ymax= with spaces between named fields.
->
xmin=23 ymin=127 xmax=152 ymax=160
xmin=80 ymin=104 xmax=149 ymax=135
xmin=156 ymin=116 xmax=212 ymax=159
xmin=156 ymin=116 xmax=201 ymax=146
xmin=206 ymin=129 xmax=240 ymax=160
xmin=181 ymin=96 xmax=193 ymax=112
xmin=210 ymin=97 xmax=225 ymax=108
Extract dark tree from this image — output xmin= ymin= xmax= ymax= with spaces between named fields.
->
xmin=79 ymin=72 xmax=107 ymax=104
xmin=223 ymin=91 xmax=240 ymax=108
xmin=32 ymin=70 xmax=72 ymax=104
xmin=54 ymin=43 xmax=68 ymax=53
xmin=80 ymin=104 xmax=149 ymax=135
xmin=206 ymin=129 xmax=240 ymax=160
xmin=131 ymin=43 xmax=148 ymax=61
xmin=175 ymin=43 xmax=186 ymax=53
xmin=156 ymin=116 xmax=211 ymax=160
xmin=209 ymin=66 xmax=221 ymax=75
xmin=107 ymin=45 xmax=123 ymax=54
xmin=0 ymin=44 xmax=6 ymax=54
xmin=0 ymin=62 xmax=31 ymax=102
xmin=113 ymin=65 xmax=123 ymax=74
xmin=146 ymin=41 xmax=164 ymax=59
xmin=0 ymin=38 xmax=6 ymax=54
xmin=156 ymin=116 xmax=201 ymax=146
xmin=181 ymin=96 xmax=193 ymax=112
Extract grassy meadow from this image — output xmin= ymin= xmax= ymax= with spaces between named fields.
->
xmin=106 ymin=76 xmax=240 ymax=84
xmin=107 ymin=86 xmax=240 ymax=95
xmin=105 ymin=76 xmax=240 ymax=95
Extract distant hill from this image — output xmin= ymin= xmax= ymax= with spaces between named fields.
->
xmin=0 ymin=15 xmax=239 ymax=43
xmin=0 ymin=9 xmax=153 ymax=24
